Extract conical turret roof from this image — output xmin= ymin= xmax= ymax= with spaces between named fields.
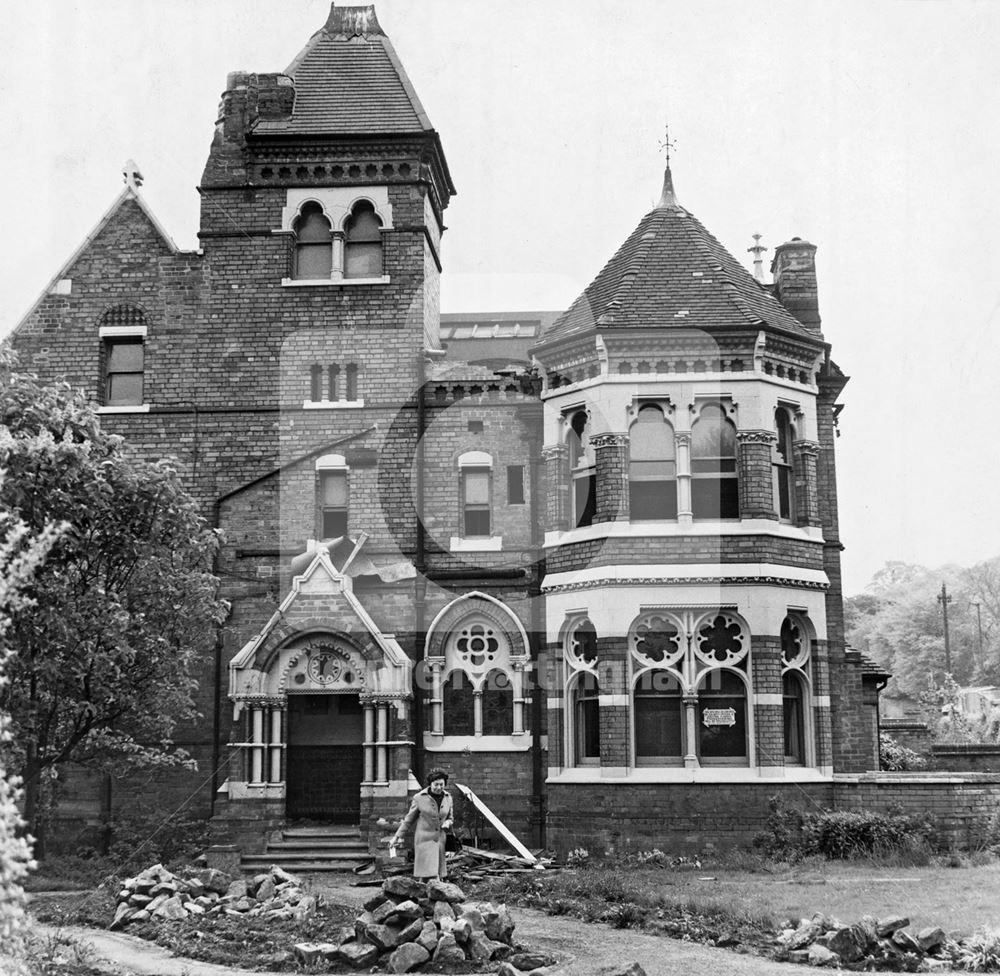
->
xmin=540 ymin=167 xmax=815 ymax=346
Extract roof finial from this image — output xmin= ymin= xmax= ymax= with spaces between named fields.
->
xmin=656 ymin=121 xmax=678 ymax=209
xmin=122 ymin=159 xmax=144 ymax=191
xmin=748 ymin=233 xmax=768 ymax=282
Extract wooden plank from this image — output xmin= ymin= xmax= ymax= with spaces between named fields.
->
xmin=453 ymin=782 xmax=537 ymax=864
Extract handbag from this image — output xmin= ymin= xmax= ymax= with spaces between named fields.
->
xmin=444 ymin=829 xmax=462 ymax=853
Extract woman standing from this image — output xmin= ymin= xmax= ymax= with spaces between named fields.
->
xmin=390 ymin=768 xmax=454 ymax=880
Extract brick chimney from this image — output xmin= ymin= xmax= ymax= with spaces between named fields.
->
xmin=771 ymin=238 xmax=822 ymax=337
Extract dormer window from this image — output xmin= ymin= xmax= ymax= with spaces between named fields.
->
xmin=293 ymin=202 xmax=332 ymax=279
xmin=344 ymin=201 xmax=383 ymax=278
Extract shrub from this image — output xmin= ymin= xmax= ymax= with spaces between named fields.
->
xmin=880 ymin=733 xmax=929 ymax=771
xmin=753 ymin=796 xmax=937 ymax=861
xmin=565 ymin=847 xmax=590 ymax=868
xmin=105 ymin=811 xmax=211 ymax=870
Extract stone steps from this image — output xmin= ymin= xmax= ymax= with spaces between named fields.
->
xmin=241 ymin=825 xmax=372 ymax=873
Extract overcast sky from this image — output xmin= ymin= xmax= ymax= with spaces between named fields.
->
xmin=3 ymin=0 xmax=999 ymax=596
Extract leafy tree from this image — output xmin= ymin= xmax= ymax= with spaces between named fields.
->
xmin=0 ymin=366 xmax=225 ymax=853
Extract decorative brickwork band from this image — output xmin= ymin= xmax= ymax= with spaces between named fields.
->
xmin=792 ymin=439 xmax=821 ymax=527
xmin=542 ymin=444 xmax=570 ymax=532
xmin=592 ymin=433 xmax=630 ymax=524
xmin=736 ymin=430 xmax=777 ymax=520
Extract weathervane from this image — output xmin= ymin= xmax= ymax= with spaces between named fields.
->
xmin=658 ymin=122 xmax=678 ymax=165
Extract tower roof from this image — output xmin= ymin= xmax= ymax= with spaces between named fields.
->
xmin=539 ymin=166 xmax=816 ymax=347
xmin=253 ymin=4 xmax=434 ymax=136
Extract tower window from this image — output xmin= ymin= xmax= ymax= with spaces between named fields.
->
xmin=293 ymin=202 xmax=332 ymax=280
xmin=691 ymin=403 xmax=739 ymax=519
xmin=568 ymin=410 xmax=596 ymax=528
xmin=774 ymin=407 xmax=795 ymax=520
xmin=344 ymin=201 xmax=383 ymax=278
xmin=462 ymin=468 xmax=491 ymax=537
xmin=629 ymin=404 xmax=677 ymax=520
xmin=316 ymin=455 xmax=349 ymax=539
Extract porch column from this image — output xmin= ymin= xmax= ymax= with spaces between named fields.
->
xmin=682 ymin=696 xmax=699 ymax=769
xmin=250 ymin=707 xmax=265 ymax=784
xmin=676 ymin=433 xmax=693 ymax=524
xmin=376 ymin=704 xmax=388 ymax=783
xmin=363 ymin=703 xmax=376 ymax=783
xmin=268 ymin=707 xmax=282 ymax=784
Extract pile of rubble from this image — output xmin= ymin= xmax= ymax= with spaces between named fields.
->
xmin=294 ymin=876 xmax=556 ymax=974
xmin=110 ymin=863 xmax=316 ymax=929
xmin=776 ymin=913 xmax=951 ymax=970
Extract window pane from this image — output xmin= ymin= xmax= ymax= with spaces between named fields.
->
xmin=775 ymin=409 xmax=792 ymax=459
xmin=295 ymin=204 xmax=331 ymax=243
xmin=443 ymin=671 xmax=475 ymax=736
xmin=296 ymin=243 xmax=332 ymax=279
xmin=574 ymin=473 xmax=596 ymax=527
xmin=345 ymin=203 xmax=382 ymax=242
xmin=692 ymin=404 xmax=736 ymax=459
xmin=464 ymin=470 xmax=490 ymax=505
xmin=629 ymin=480 xmax=678 ymax=520
xmin=464 ymin=508 xmax=491 ymax=537
xmin=698 ymin=671 xmax=747 ymax=758
xmin=783 ymin=672 xmax=805 ymax=762
xmin=691 ymin=477 xmax=739 ymax=519
xmin=107 ymin=342 xmax=143 ymax=372
xmin=507 ymin=465 xmax=525 ymax=504
xmin=482 ymin=670 xmax=513 ymax=735
xmin=630 ymin=406 xmax=675 ymax=461
xmin=321 ymin=471 xmax=347 ymax=507
xmin=345 ymin=242 xmax=382 ymax=278
xmin=322 ymin=509 xmax=347 ymax=539
xmin=635 ymin=693 xmax=682 ymax=757
xmin=777 ymin=466 xmax=792 ymax=519
xmin=107 ymin=373 xmax=143 ymax=406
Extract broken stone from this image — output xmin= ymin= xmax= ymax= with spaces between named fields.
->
xmin=893 ymin=929 xmax=923 ymax=953
xmin=232 ymin=898 xmax=252 ymax=913
xmin=433 ymin=899 xmax=456 ymax=922
xmin=225 ymin=879 xmax=248 ymax=900
xmin=452 ymin=917 xmax=472 ymax=943
xmin=152 ymin=896 xmax=187 ymax=920
xmin=785 ymin=919 xmax=823 ymax=950
xmin=130 ymin=909 xmax=150 ymax=923
xmin=292 ymin=894 xmax=317 ymax=920
xmin=256 ymin=876 xmax=276 ymax=902
xmin=149 ymin=881 xmax=178 ymax=897
xmin=338 ymin=941 xmax=380 ymax=967
xmin=387 ymin=899 xmax=424 ymax=923
xmin=189 ymin=867 xmax=231 ymax=894
xmin=363 ymin=891 xmax=389 ymax=911
xmin=467 ymin=931 xmax=508 ymax=963
xmin=396 ymin=916 xmax=425 ymax=945
xmin=416 ymin=921 xmax=439 ymax=953
xmin=387 ymin=942 xmax=430 ymax=973
xmin=145 ymin=894 xmax=169 ymax=914
xmin=110 ymin=903 xmax=134 ymax=930
xmin=482 ymin=904 xmax=516 ymax=944
xmin=365 ymin=922 xmax=398 ymax=952
xmin=383 ymin=876 xmax=427 ymax=900
xmin=432 ymin=932 xmax=466 ymax=964
xmin=595 ymin=964 xmax=647 ymax=976
xmin=371 ymin=900 xmax=399 ymax=925
xmin=787 ymin=949 xmax=810 ymax=964
xmin=293 ymin=942 xmax=332 ymax=966
xmin=510 ymin=950 xmax=558 ymax=970
xmin=827 ymin=922 xmax=872 ymax=962
xmin=427 ymin=879 xmax=465 ymax=903
xmin=355 ymin=909 xmax=375 ymax=940
xmin=271 ymin=865 xmax=299 ymax=884
xmin=917 ymin=926 xmax=946 ymax=952
xmin=877 ymin=914 xmax=910 ymax=937
xmin=129 ymin=894 xmax=152 ymax=907
xmin=807 ymin=944 xmax=839 ymax=967
xmin=186 ymin=902 xmax=205 ymax=915
xmin=458 ymin=906 xmax=487 ymax=933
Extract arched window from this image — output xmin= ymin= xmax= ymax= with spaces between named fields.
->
xmin=691 ymin=403 xmax=739 ymax=519
xmin=443 ymin=670 xmax=475 ymax=736
xmin=567 ymin=410 xmax=595 ymax=528
xmin=781 ymin=615 xmax=811 ymax=765
xmin=344 ymin=201 xmax=383 ymax=278
xmin=773 ymin=407 xmax=795 ymax=521
xmin=482 ymin=669 xmax=513 ymax=735
xmin=293 ymin=202 xmax=333 ymax=279
xmin=629 ymin=404 xmax=677 ymax=520
xmin=634 ymin=670 xmax=683 ymax=764
xmin=571 ymin=671 xmax=600 ymax=764
xmin=697 ymin=669 xmax=748 ymax=763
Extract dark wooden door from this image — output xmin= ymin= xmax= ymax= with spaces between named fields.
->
xmin=285 ymin=695 xmax=363 ymax=823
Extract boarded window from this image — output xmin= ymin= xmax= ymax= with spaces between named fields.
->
xmin=634 ymin=670 xmax=683 ymax=761
xmin=697 ymin=670 xmax=747 ymax=760
xmin=507 ymin=465 xmax=525 ymax=504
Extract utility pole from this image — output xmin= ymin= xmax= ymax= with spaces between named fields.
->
xmin=938 ymin=583 xmax=953 ymax=674
xmin=970 ymin=601 xmax=984 ymax=671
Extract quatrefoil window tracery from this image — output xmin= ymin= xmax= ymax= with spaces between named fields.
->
xmin=781 ymin=616 xmax=809 ymax=671
xmin=566 ymin=618 xmax=598 ymax=670
xmin=631 ymin=613 xmax=684 ymax=668
xmin=694 ymin=614 xmax=746 ymax=667
xmin=455 ymin=622 xmax=500 ymax=669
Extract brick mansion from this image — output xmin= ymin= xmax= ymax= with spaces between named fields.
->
xmin=9 ymin=4 xmax=891 ymax=857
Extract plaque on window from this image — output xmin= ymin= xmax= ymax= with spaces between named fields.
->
xmin=702 ymin=707 xmax=736 ymax=727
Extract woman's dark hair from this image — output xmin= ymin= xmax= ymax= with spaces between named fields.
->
xmin=426 ymin=767 xmax=449 ymax=785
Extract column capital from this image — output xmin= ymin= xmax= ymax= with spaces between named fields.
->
xmin=541 ymin=443 xmax=569 ymax=460
xmin=793 ymin=439 xmax=821 ymax=457
xmin=736 ymin=429 xmax=778 ymax=445
xmin=675 ymin=432 xmax=692 ymax=447
xmin=590 ymin=432 xmax=629 ymax=449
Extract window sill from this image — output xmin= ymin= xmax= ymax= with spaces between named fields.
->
xmin=547 ymin=767 xmax=831 ymax=784
xmin=281 ymin=275 xmax=390 ymax=287
xmin=98 ymin=404 xmax=151 ymax=414
xmin=450 ymin=536 xmax=503 ymax=552
xmin=545 ymin=518 xmax=825 ymax=547
xmin=303 ymin=399 xmax=365 ymax=409
xmin=423 ymin=733 xmax=531 ymax=752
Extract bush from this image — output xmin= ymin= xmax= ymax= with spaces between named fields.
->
xmin=753 ymin=796 xmax=937 ymax=861
xmin=880 ymin=733 xmax=929 ymax=771
xmin=105 ymin=811 xmax=211 ymax=870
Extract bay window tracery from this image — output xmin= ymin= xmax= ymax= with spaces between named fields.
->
xmin=563 ymin=616 xmax=600 ymax=766
xmin=781 ymin=614 xmax=812 ymax=765
xmin=629 ymin=609 xmax=750 ymax=768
